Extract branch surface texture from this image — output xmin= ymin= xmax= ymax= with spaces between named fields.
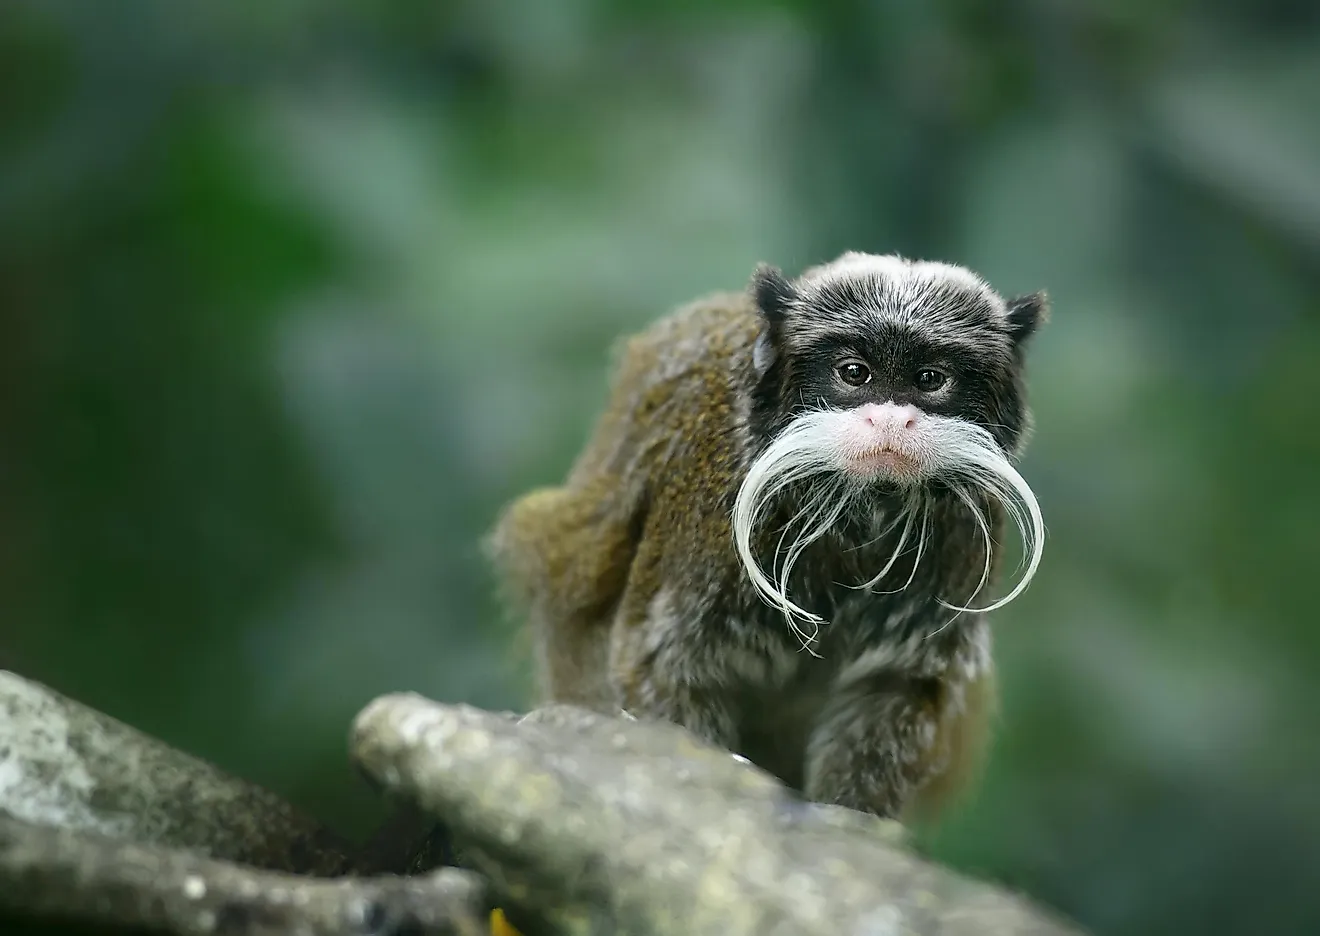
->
xmin=0 ymin=812 xmax=492 ymax=936
xmin=351 ymin=695 xmax=1085 ymax=936
xmin=0 ymin=670 xmax=1089 ymax=936
xmin=0 ymin=670 xmax=352 ymax=875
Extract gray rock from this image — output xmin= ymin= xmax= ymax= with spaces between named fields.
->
xmin=351 ymin=694 xmax=1087 ymax=936
xmin=0 ymin=670 xmax=353 ymax=875
xmin=0 ymin=811 xmax=492 ymax=936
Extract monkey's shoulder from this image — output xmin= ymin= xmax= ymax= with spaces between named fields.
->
xmin=570 ymin=292 xmax=756 ymax=486
xmin=605 ymin=292 xmax=759 ymax=413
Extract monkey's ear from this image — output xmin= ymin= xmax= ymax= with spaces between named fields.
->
xmin=1005 ymin=291 xmax=1049 ymax=345
xmin=749 ymin=263 xmax=796 ymax=378
xmin=749 ymin=263 xmax=798 ymax=325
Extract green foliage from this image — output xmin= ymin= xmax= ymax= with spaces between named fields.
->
xmin=3 ymin=1 xmax=1319 ymax=931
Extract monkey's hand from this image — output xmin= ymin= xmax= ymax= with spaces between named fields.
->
xmin=621 ymin=674 xmax=740 ymax=754
xmin=610 ymin=630 xmax=741 ymax=754
xmin=802 ymin=670 xmax=937 ymax=819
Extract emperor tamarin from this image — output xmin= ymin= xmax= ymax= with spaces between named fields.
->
xmin=487 ymin=251 xmax=1049 ymax=821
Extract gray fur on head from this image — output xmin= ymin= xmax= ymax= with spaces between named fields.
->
xmin=752 ymin=252 xmax=1046 ymax=361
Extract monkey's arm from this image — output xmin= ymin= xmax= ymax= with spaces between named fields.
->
xmin=487 ymin=476 xmax=648 ymax=710
xmin=493 ymin=298 xmax=752 ymax=719
xmin=492 ymin=329 xmax=670 ymax=619
xmin=487 ymin=337 xmax=667 ymax=707
xmin=803 ymin=665 xmax=994 ymax=821
xmin=607 ymin=576 xmax=742 ymax=753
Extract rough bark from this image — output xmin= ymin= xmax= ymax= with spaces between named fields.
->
xmin=350 ymin=694 xmax=1085 ymax=936
xmin=0 ymin=811 xmax=492 ymax=936
xmin=0 ymin=669 xmax=1089 ymax=936
xmin=0 ymin=670 xmax=354 ymax=876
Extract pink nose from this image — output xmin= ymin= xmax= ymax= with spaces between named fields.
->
xmin=856 ymin=402 xmax=921 ymax=432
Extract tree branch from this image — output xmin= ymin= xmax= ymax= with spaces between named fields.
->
xmin=0 ymin=670 xmax=353 ymax=876
xmin=0 ymin=812 xmax=492 ymax=936
xmin=351 ymin=695 xmax=1085 ymax=936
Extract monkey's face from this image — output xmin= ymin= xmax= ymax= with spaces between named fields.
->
xmin=733 ymin=253 xmax=1048 ymax=645
xmin=748 ymin=251 xmax=1044 ymax=475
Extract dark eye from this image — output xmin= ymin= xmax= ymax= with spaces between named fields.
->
xmin=914 ymin=368 xmax=948 ymax=392
xmin=837 ymin=361 xmax=872 ymax=386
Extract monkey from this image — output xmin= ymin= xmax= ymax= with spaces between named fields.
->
xmin=485 ymin=251 xmax=1048 ymax=822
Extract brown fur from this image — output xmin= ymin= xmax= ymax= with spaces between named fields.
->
xmin=904 ymin=668 xmax=999 ymax=822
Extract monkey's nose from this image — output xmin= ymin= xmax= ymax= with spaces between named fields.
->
xmin=858 ymin=402 xmax=921 ymax=432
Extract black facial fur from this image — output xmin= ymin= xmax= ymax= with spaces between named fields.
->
xmin=792 ymin=333 xmax=987 ymax=419
xmin=746 ymin=260 xmax=1045 ymax=454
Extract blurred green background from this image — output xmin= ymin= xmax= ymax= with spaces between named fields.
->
xmin=3 ymin=1 xmax=1319 ymax=934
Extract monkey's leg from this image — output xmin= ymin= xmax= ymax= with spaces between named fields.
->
xmin=802 ymin=670 xmax=941 ymax=819
xmin=529 ymin=601 xmax=617 ymax=712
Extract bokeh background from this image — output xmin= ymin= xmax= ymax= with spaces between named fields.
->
xmin=4 ymin=2 xmax=1319 ymax=934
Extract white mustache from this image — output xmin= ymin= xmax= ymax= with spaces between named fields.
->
xmin=731 ymin=408 xmax=1045 ymax=653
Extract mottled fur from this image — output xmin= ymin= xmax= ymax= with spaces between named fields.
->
xmin=486 ymin=252 xmax=1047 ymax=821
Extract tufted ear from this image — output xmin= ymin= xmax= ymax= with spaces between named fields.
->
xmin=748 ymin=263 xmax=798 ymax=377
xmin=1005 ymin=291 xmax=1049 ymax=345
xmin=749 ymin=263 xmax=798 ymax=325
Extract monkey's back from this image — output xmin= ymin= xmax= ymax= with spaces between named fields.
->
xmin=486 ymin=292 xmax=761 ymax=708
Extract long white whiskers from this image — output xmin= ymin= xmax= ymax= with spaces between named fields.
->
xmin=777 ymin=479 xmax=855 ymax=654
xmin=847 ymin=496 xmax=917 ymax=591
xmin=770 ymin=476 xmax=849 ymax=653
xmin=926 ymin=485 xmax=992 ymax=638
xmin=921 ymin=420 xmax=1045 ymax=614
xmin=732 ymin=409 xmax=1046 ymax=647
xmin=733 ymin=411 xmax=861 ymax=648
xmin=892 ymin=497 xmax=930 ymax=595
